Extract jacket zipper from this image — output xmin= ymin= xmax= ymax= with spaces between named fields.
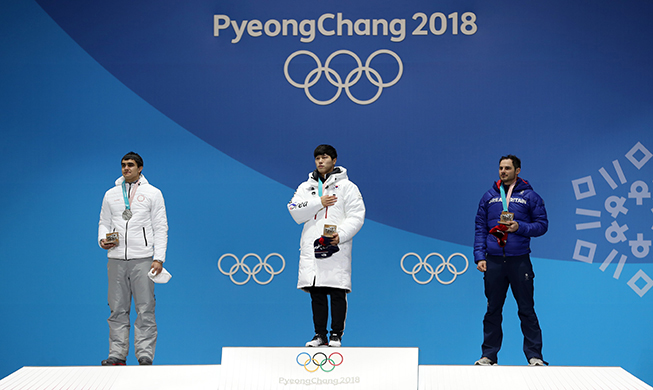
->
xmin=124 ymin=221 xmax=129 ymax=260
xmin=143 ymin=227 xmax=148 ymax=246
xmin=314 ymin=206 xmax=329 ymax=220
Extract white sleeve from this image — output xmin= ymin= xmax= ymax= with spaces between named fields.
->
xmin=151 ymin=189 xmax=169 ymax=263
xmin=98 ymin=192 xmax=112 ymax=246
xmin=336 ymin=183 xmax=365 ymax=243
xmin=287 ymin=183 xmax=323 ymax=225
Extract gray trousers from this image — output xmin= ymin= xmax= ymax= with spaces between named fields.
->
xmin=107 ymin=258 xmax=157 ymax=361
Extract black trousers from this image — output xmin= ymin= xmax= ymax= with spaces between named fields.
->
xmin=307 ymin=287 xmax=347 ymax=336
xmin=482 ymin=254 xmax=543 ymax=363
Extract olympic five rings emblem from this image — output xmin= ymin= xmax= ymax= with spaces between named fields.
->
xmin=218 ymin=253 xmax=285 ymax=285
xmin=296 ymin=352 xmax=344 ymax=373
xmin=401 ymin=252 xmax=469 ymax=285
xmin=284 ymin=49 xmax=403 ymax=106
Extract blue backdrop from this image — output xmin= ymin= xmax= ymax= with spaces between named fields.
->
xmin=1 ymin=0 xmax=652 ymax=385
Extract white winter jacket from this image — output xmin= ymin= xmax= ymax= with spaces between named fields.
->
xmin=98 ymin=175 xmax=168 ymax=262
xmin=288 ymin=167 xmax=365 ymax=292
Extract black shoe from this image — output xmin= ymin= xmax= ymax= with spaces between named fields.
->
xmin=328 ymin=333 xmax=342 ymax=347
xmin=305 ymin=334 xmax=328 ymax=347
xmin=138 ymin=357 xmax=153 ymax=365
xmin=101 ymin=357 xmax=126 ymax=366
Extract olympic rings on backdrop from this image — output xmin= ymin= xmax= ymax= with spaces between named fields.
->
xmin=284 ymin=49 xmax=403 ymax=105
xmin=218 ymin=253 xmax=285 ymax=285
xmin=401 ymin=252 xmax=469 ymax=285
xmin=296 ymin=352 xmax=344 ymax=373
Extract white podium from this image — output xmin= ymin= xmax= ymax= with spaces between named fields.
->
xmin=1 ymin=348 xmax=652 ymax=390
xmin=418 ymin=365 xmax=653 ymax=390
xmin=219 ymin=347 xmax=419 ymax=390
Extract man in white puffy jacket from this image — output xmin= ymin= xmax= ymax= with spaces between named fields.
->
xmin=98 ymin=152 xmax=168 ymax=366
xmin=288 ymin=145 xmax=365 ymax=347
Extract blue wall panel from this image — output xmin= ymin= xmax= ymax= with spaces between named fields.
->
xmin=1 ymin=0 xmax=652 ymax=385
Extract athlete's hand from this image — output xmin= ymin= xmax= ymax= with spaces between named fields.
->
xmin=321 ymin=194 xmax=337 ymax=207
xmin=150 ymin=261 xmax=163 ymax=275
xmin=505 ymin=221 xmax=519 ymax=233
xmin=100 ymin=239 xmax=116 ymax=250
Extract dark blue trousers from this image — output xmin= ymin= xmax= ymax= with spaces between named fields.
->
xmin=482 ymin=254 xmax=543 ymax=363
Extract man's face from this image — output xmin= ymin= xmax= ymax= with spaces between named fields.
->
xmin=315 ymin=154 xmax=336 ymax=177
xmin=122 ymin=159 xmax=142 ymax=182
xmin=499 ymin=158 xmax=520 ymax=185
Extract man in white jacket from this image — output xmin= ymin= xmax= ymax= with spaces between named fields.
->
xmin=98 ymin=152 xmax=168 ymax=366
xmin=288 ymin=145 xmax=365 ymax=347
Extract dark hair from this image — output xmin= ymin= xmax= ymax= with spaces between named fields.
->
xmin=122 ymin=151 xmax=144 ymax=167
xmin=499 ymin=154 xmax=521 ymax=170
xmin=314 ymin=144 xmax=337 ymax=160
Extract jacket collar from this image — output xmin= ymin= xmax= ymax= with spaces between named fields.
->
xmin=115 ymin=174 xmax=149 ymax=186
xmin=311 ymin=167 xmax=342 ymax=182
xmin=494 ymin=177 xmax=529 ymax=192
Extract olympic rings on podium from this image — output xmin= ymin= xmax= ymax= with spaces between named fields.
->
xmin=296 ymin=352 xmax=344 ymax=372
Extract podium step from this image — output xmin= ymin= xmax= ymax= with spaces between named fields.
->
xmin=0 ymin=365 xmax=221 ymax=390
xmin=219 ymin=347 xmax=419 ymax=389
xmin=418 ymin=365 xmax=652 ymax=390
xmin=1 ymin=350 xmax=651 ymax=390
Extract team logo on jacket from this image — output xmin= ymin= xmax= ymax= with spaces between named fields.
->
xmin=489 ymin=197 xmax=526 ymax=205
xmin=289 ymin=201 xmax=308 ymax=210
xmin=571 ymin=141 xmax=653 ymax=297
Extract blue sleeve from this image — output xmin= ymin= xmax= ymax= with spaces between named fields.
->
xmin=515 ymin=192 xmax=548 ymax=238
xmin=473 ymin=194 xmax=489 ymax=263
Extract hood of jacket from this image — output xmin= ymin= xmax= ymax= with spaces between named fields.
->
xmin=309 ymin=166 xmax=347 ymax=183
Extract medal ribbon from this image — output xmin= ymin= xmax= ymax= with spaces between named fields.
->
xmin=121 ymin=180 xmax=140 ymax=212
xmin=318 ymin=177 xmax=323 ymax=197
xmin=499 ymin=181 xmax=516 ymax=212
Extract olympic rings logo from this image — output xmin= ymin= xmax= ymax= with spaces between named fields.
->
xmin=217 ymin=253 xmax=285 ymax=285
xmin=296 ymin=352 xmax=344 ymax=373
xmin=401 ymin=252 xmax=469 ymax=285
xmin=284 ymin=49 xmax=403 ymax=106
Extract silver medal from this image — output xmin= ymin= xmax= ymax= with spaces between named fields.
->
xmin=122 ymin=209 xmax=132 ymax=221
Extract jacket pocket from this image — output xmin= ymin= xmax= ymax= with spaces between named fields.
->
xmin=142 ymin=227 xmax=148 ymax=246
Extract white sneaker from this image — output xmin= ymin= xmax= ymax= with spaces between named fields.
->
xmin=305 ymin=334 xmax=327 ymax=347
xmin=474 ymin=357 xmax=496 ymax=366
xmin=529 ymin=357 xmax=545 ymax=366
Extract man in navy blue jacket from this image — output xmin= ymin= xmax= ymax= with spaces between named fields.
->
xmin=473 ymin=155 xmax=548 ymax=366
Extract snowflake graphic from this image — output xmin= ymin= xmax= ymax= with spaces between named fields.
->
xmin=571 ymin=142 xmax=653 ymax=297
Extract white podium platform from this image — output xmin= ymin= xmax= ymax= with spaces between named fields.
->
xmin=219 ymin=347 xmax=419 ymax=389
xmin=418 ymin=365 xmax=653 ymax=390
xmin=1 ymin=348 xmax=652 ymax=390
xmin=0 ymin=365 xmax=222 ymax=390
